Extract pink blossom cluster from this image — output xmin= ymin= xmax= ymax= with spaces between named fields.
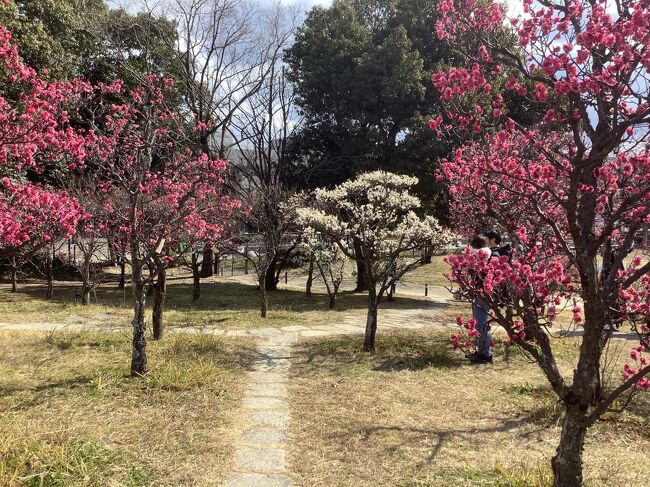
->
xmin=78 ymin=75 xmax=241 ymax=268
xmin=430 ymin=0 xmax=650 ymax=390
xmin=1 ymin=25 xmax=91 ymax=260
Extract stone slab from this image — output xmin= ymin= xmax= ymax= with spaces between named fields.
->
xmin=243 ymin=396 xmax=288 ymax=410
xmin=224 ymin=473 xmax=292 ymax=487
xmin=248 ymin=411 xmax=290 ymax=429
xmin=245 ymin=383 xmax=287 ymax=398
xmin=235 ymin=449 xmax=285 ymax=473
xmin=247 ymin=372 xmax=287 ymax=383
xmin=241 ymin=428 xmax=286 ymax=447
xmin=251 ymin=361 xmax=291 ymax=372
xmin=279 ymin=325 xmax=311 ymax=332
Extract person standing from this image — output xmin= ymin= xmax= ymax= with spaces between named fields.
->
xmin=469 ymin=236 xmax=494 ymax=364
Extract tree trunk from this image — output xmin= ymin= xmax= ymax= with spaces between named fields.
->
xmin=363 ymin=292 xmax=379 ymax=351
xmin=10 ymin=257 xmax=17 ymax=293
xmin=421 ymin=246 xmax=433 ymax=264
xmin=191 ymin=252 xmax=201 ymax=301
xmin=259 ymin=274 xmax=268 ymax=318
xmin=200 ymin=246 xmax=214 ymax=278
xmin=353 ymin=238 xmax=368 ymax=292
xmin=118 ymin=256 xmax=126 ymax=289
xmin=329 ymin=293 xmax=337 ymax=309
xmin=551 ymin=406 xmax=588 ymax=487
xmin=81 ymin=285 xmax=91 ymax=305
xmin=46 ymin=251 xmax=54 ymax=299
xmin=306 ymin=256 xmax=314 ymax=298
xmin=130 ymin=266 xmax=148 ymax=376
xmin=265 ymin=255 xmax=279 ymax=291
xmin=152 ymin=268 xmax=166 ymax=340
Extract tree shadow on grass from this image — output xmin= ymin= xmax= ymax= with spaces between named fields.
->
xmin=294 ymin=333 xmax=464 ymax=373
xmin=355 ymin=406 xmax=557 ymax=465
xmin=1 ymin=280 xmax=440 ymax=318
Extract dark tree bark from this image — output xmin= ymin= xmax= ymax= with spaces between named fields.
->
xmin=306 ymin=256 xmax=314 ymax=298
xmin=265 ymin=255 xmax=279 ymax=291
xmin=363 ymin=290 xmax=379 ymax=352
xmin=10 ymin=257 xmax=17 ymax=293
xmin=259 ymin=273 xmax=268 ymax=318
xmin=130 ymin=262 xmax=148 ymax=376
xmin=200 ymin=245 xmax=214 ymax=277
xmin=45 ymin=250 xmax=54 ymax=300
xmin=551 ymin=406 xmax=588 ymax=487
xmin=152 ymin=268 xmax=167 ymax=340
xmin=118 ymin=254 xmax=126 ymax=289
xmin=328 ymin=294 xmax=337 ymax=309
xmin=191 ymin=252 xmax=201 ymax=301
xmin=353 ymin=238 xmax=369 ymax=292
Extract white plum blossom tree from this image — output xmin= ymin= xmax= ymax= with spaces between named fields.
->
xmin=297 ymin=171 xmax=453 ymax=351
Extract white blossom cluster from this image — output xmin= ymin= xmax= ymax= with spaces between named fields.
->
xmin=296 ymin=171 xmax=451 ymax=296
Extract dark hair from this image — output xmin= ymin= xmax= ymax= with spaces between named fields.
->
xmin=484 ymin=230 xmax=502 ymax=245
xmin=470 ymin=236 xmax=487 ymax=249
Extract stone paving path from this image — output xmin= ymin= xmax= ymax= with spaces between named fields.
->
xmin=224 ymin=331 xmax=297 ymax=487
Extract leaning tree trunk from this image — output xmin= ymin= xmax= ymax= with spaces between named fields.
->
xmin=353 ymin=238 xmax=369 ymax=292
xmin=363 ymin=290 xmax=379 ymax=352
xmin=259 ymin=273 xmax=268 ymax=318
xmin=130 ymin=261 xmax=148 ymax=376
xmin=200 ymin=245 xmax=214 ymax=278
xmin=306 ymin=256 xmax=314 ymax=298
xmin=191 ymin=252 xmax=201 ymax=301
xmin=551 ymin=405 xmax=588 ymax=487
xmin=152 ymin=268 xmax=167 ymax=340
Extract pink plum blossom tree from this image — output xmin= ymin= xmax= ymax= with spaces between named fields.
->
xmin=82 ymin=76 xmax=240 ymax=375
xmin=430 ymin=0 xmax=650 ymax=484
xmin=0 ymin=24 xmax=89 ymax=287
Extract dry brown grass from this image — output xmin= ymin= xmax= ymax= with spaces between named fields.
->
xmin=287 ymin=330 xmax=650 ymax=487
xmin=0 ymin=330 xmax=255 ymax=486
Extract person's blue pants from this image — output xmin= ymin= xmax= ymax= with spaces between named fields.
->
xmin=472 ymin=298 xmax=491 ymax=356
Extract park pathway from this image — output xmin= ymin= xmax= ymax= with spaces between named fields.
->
xmin=224 ymin=330 xmax=297 ymax=487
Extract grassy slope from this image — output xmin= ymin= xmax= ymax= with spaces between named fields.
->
xmin=0 ymin=331 xmax=254 ymax=486
xmin=288 ymin=331 xmax=650 ymax=487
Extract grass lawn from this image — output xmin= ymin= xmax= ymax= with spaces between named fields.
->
xmin=0 ymin=272 xmax=432 ymax=330
xmin=402 ymin=256 xmax=452 ymax=288
xmin=287 ymin=330 xmax=650 ymax=487
xmin=0 ymin=330 xmax=254 ymax=486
